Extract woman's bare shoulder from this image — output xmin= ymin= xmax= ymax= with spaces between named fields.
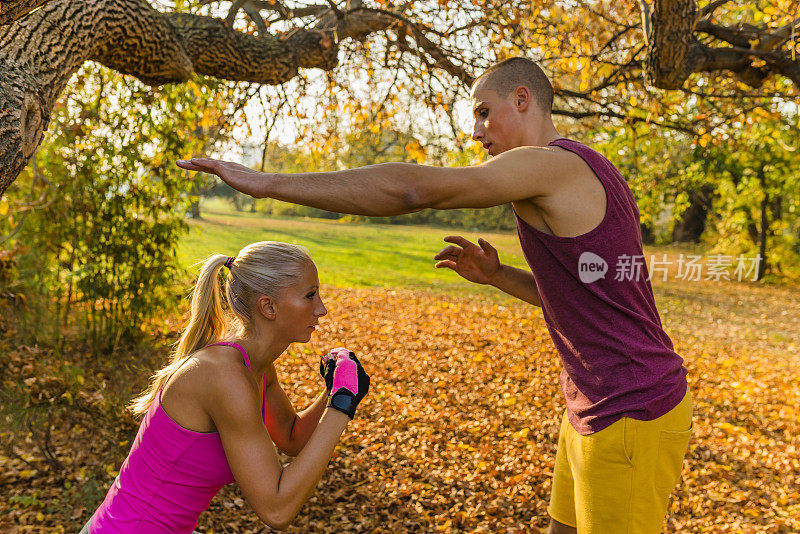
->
xmin=165 ymin=344 xmax=259 ymax=414
xmin=192 ymin=345 xmax=258 ymax=391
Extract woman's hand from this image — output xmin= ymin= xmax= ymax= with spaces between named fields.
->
xmin=322 ymin=349 xmax=370 ymax=419
xmin=320 ymin=347 xmax=348 ymax=395
xmin=434 ymin=235 xmax=501 ymax=285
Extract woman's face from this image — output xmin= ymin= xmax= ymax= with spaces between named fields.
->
xmin=274 ymin=262 xmax=327 ymax=343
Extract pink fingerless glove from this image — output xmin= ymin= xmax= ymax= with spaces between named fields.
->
xmin=324 ymin=349 xmax=370 ymax=419
xmin=331 ymin=355 xmax=359 ymax=395
xmin=320 ymin=347 xmax=352 ymax=394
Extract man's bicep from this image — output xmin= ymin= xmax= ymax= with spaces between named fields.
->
xmin=424 ymin=147 xmax=566 ymax=210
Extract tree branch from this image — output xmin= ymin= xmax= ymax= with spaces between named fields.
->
xmin=698 ymin=0 xmax=731 ymax=19
xmin=695 ymin=19 xmax=751 ymax=48
xmin=552 ymin=104 xmax=696 ymax=136
xmin=756 ymin=17 xmax=800 ymax=52
xmin=341 ymin=7 xmax=475 ymax=86
xmin=0 ymin=0 xmax=400 ymax=196
xmin=0 ymin=0 xmax=52 ymax=26
xmin=242 ymin=2 xmax=269 ymax=36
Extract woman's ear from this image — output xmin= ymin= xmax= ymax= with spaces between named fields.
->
xmin=256 ymin=295 xmax=277 ymax=320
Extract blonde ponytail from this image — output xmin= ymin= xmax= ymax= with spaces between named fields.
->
xmin=129 ymin=242 xmax=313 ymax=416
xmin=129 ymin=254 xmax=230 ymax=416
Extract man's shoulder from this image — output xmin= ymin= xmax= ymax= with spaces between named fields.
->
xmin=488 ymin=145 xmax=593 ymax=183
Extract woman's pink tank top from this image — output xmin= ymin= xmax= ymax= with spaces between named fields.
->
xmin=90 ymin=342 xmax=265 ymax=533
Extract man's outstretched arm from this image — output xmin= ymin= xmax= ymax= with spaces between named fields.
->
xmin=176 ymin=146 xmax=581 ymax=216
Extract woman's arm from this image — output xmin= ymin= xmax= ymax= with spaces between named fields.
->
xmin=207 ymin=366 xmax=349 ymax=530
xmin=262 ymin=362 xmax=328 ymax=457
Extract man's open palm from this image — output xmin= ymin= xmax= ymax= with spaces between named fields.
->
xmin=177 ymin=158 xmax=267 ymax=198
xmin=434 ymin=236 xmax=501 ymax=285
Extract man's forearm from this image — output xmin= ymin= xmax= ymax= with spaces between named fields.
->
xmin=267 ymin=163 xmax=429 ymax=216
xmin=489 ymin=264 xmax=542 ymax=307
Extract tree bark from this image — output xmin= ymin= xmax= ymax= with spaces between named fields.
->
xmin=640 ymin=0 xmax=800 ymax=90
xmin=0 ymin=0 xmax=53 ymax=27
xmin=640 ymin=0 xmax=698 ymax=89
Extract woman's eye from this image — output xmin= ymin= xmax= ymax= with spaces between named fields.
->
xmin=480 ymin=109 xmax=488 ymax=118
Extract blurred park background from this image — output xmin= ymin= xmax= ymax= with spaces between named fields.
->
xmin=1 ymin=0 xmax=799 ymax=531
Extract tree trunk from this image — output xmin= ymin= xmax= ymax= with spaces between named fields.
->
xmin=188 ymin=199 xmax=200 ymax=219
xmin=638 ymin=0 xmax=796 ymax=90
xmin=640 ymin=222 xmax=655 ymax=245
xmin=672 ymin=185 xmax=713 ymax=243
xmin=757 ymin=166 xmax=768 ymax=280
xmin=0 ymin=0 xmax=389 ymax=198
xmin=640 ymin=0 xmax=698 ymax=89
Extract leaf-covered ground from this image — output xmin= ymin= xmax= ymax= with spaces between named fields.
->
xmin=1 ymin=281 xmax=798 ymax=533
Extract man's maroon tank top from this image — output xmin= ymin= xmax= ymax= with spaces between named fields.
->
xmin=515 ymin=138 xmax=688 ymax=435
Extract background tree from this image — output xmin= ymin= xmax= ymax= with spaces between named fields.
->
xmin=2 ymin=0 xmax=799 ymax=197
xmin=0 ymin=63 xmax=245 ymax=349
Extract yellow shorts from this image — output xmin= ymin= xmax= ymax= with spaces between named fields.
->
xmin=548 ymin=389 xmax=693 ymax=534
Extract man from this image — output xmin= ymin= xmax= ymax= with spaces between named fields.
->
xmin=177 ymin=57 xmax=692 ymax=534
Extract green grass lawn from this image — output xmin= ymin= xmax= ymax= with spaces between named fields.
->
xmin=179 ymin=198 xmax=531 ymax=295
xmin=179 ymin=198 xmax=713 ymax=293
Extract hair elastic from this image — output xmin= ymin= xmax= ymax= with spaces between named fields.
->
xmin=224 ymin=256 xmax=235 ymax=269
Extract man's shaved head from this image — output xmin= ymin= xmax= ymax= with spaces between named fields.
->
xmin=473 ymin=57 xmax=554 ymax=114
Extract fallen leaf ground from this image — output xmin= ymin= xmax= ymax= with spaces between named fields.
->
xmin=1 ymin=280 xmax=798 ymax=533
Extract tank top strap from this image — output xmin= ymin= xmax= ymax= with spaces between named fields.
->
xmin=206 ymin=342 xmax=251 ymax=370
xmin=204 ymin=342 xmax=267 ymax=420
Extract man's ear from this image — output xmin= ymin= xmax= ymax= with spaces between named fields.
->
xmin=514 ymin=86 xmax=531 ymax=112
xmin=256 ymin=295 xmax=277 ymax=320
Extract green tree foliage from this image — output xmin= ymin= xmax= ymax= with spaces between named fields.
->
xmin=591 ymin=104 xmax=800 ymax=280
xmin=0 ymin=64 xmax=242 ymax=349
xmin=699 ymin=109 xmax=800 ymax=279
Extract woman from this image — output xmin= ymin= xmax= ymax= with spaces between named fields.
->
xmin=81 ymin=241 xmax=370 ymax=533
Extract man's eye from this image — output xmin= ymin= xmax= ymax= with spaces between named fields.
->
xmin=306 ymin=292 xmax=316 ymax=299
